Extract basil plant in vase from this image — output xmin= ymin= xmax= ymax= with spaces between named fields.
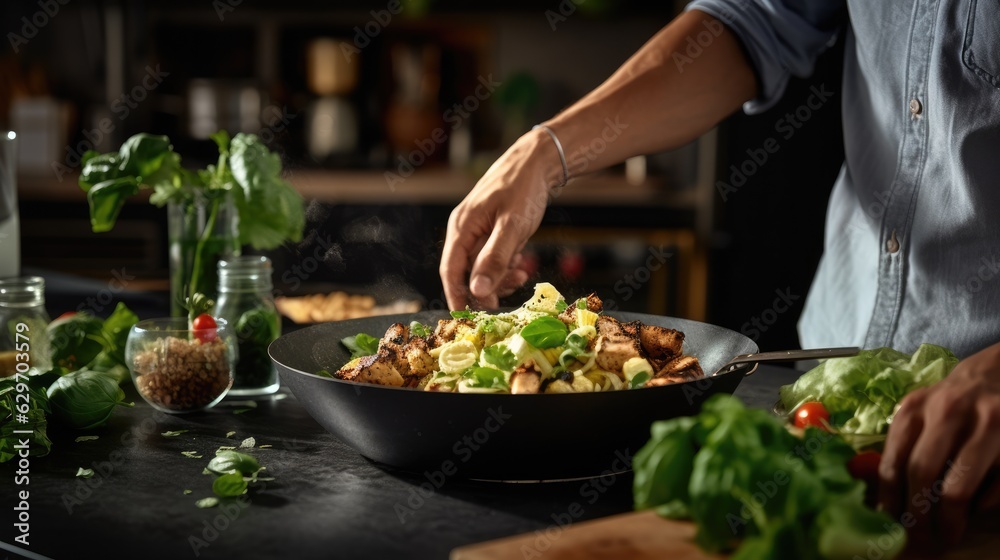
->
xmin=78 ymin=131 xmax=305 ymax=316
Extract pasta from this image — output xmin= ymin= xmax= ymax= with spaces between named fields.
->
xmin=329 ymin=283 xmax=704 ymax=393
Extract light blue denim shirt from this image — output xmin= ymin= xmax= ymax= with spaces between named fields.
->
xmin=688 ymin=0 xmax=1000 ymax=358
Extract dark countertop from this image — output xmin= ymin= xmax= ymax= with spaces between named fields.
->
xmin=0 ymin=362 xmax=802 ymax=560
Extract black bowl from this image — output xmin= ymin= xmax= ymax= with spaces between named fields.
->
xmin=269 ymin=310 xmax=758 ymax=480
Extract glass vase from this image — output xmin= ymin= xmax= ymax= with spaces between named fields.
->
xmin=168 ymin=192 xmax=240 ymax=317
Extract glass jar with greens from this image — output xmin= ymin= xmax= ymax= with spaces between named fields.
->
xmin=215 ymin=256 xmax=280 ymax=396
xmin=0 ymin=277 xmax=51 ymax=376
xmin=168 ymin=190 xmax=240 ymax=317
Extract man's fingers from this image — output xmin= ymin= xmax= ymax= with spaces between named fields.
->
xmin=440 ymin=210 xmax=476 ymax=310
xmin=941 ymin=401 xmax=1000 ymax=543
xmin=470 ymin=218 xmax=527 ymax=301
xmin=880 ymin=388 xmax=928 ymax=517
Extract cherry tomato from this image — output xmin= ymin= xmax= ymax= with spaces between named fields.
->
xmin=191 ymin=313 xmax=218 ymax=343
xmin=848 ymin=450 xmax=882 ymax=482
xmin=848 ymin=450 xmax=883 ymax=505
xmin=793 ymin=401 xmax=831 ymax=430
xmin=55 ymin=311 xmax=77 ymax=321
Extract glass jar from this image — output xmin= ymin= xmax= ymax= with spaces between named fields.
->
xmin=215 ymin=255 xmax=281 ymax=396
xmin=0 ymin=277 xmax=51 ymax=376
xmin=168 ymin=191 xmax=240 ymax=317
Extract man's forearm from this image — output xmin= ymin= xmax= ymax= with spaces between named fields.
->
xmin=542 ymin=9 xmax=757 ymax=180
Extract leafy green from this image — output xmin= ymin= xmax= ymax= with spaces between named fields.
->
xmin=555 ymin=299 xmax=568 ymax=313
xmin=46 ymin=369 xmax=133 ymax=429
xmin=207 ymin=450 xmax=261 ymax=476
xmin=482 ymin=344 xmax=518 ymax=372
xmin=341 ymin=333 xmax=380 ymax=359
xmin=315 ymin=369 xmax=334 ymax=378
xmin=46 ymin=303 xmax=138 ymax=381
xmin=409 ymin=321 xmax=431 ymax=338
xmin=212 ymin=472 xmax=248 ymax=497
xmin=464 ymin=366 xmax=508 ymax=390
xmin=226 ymin=133 xmax=305 ymax=249
xmin=195 ymin=497 xmax=219 ymax=508
xmin=0 ymin=374 xmax=52 ymax=463
xmin=76 ymin=467 xmax=95 ymax=478
xmin=629 ymin=371 xmax=651 ymax=389
xmin=450 ymin=310 xmax=475 ymax=320
xmin=779 ymin=344 xmax=958 ymax=434
xmin=79 ymin=131 xmax=305 ymax=252
xmin=633 ymin=395 xmax=902 ymax=559
xmin=576 ymin=299 xmax=588 ymax=310
xmin=519 ymin=316 xmax=568 ymax=349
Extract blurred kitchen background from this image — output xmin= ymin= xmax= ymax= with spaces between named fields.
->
xmin=0 ymin=0 xmax=844 ymax=350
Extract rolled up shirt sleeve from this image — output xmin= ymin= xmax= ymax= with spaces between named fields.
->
xmin=685 ymin=0 xmax=847 ymax=113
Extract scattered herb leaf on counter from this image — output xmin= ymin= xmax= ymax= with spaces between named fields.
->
xmin=341 ymin=333 xmax=380 ymax=359
xmin=213 ymin=472 xmax=248 ymax=497
xmin=75 ymin=435 xmax=99 ymax=443
xmin=75 ymin=467 xmax=95 ymax=478
xmin=226 ymin=431 xmax=236 ymax=438
xmin=239 ymin=437 xmax=256 ymax=449
xmin=217 ymin=446 xmax=237 ymax=452
xmin=182 ymin=451 xmax=204 ymax=459
xmin=258 ymin=445 xmax=272 ymax=449
xmin=162 ymin=430 xmax=190 ymax=437
xmin=779 ymin=343 xmax=958 ymax=435
xmin=196 ymin=497 xmax=219 ymax=509
xmin=207 ymin=450 xmax=261 ymax=476
xmin=633 ymin=395 xmax=905 ymax=560
xmin=184 ymin=489 xmax=193 ymax=495
xmin=46 ymin=369 xmax=133 ymax=430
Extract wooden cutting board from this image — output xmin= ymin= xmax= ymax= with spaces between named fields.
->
xmin=451 ymin=509 xmax=1000 ymax=560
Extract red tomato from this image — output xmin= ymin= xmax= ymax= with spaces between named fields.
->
xmin=848 ymin=450 xmax=882 ymax=482
xmin=793 ymin=401 xmax=831 ymax=430
xmin=55 ymin=311 xmax=77 ymax=321
xmin=191 ymin=313 xmax=218 ymax=343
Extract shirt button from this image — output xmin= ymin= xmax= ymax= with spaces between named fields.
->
xmin=909 ymin=98 xmax=922 ymax=117
xmin=886 ymin=230 xmax=900 ymax=254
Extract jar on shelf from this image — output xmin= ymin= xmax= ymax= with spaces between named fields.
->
xmin=215 ymin=255 xmax=281 ymax=396
xmin=0 ymin=276 xmax=51 ymax=376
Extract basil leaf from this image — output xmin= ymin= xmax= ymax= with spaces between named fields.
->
xmin=86 ymin=178 xmax=141 ymax=232
xmin=195 ymin=497 xmax=219 ymax=508
xmin=450 ymin=310 xmax=475 ymax=320
xmin=227 ymin=133 xmax=305 ymax=249
xmin=519 ymin=316 xmax=568 ymax=349
xmin=207 ymin=451 xmax=261 ymax=476
xmin=409 ymin=321 xmax=431 ymax=338
xmin=483 ymin=344 xmax=518 ymax=372
xmin=47 ymin=312 xmax=104 ymax=371
xmin=213 ymin=472 xmax=248 ymax=497
xmin=46 ymin=369 xmax=133 ymax=429
xmin=555 ymin=300 xmax=568 ymax=312
xmin=466 ymin=366 xmax=508 ymax=390
xmin=629 ymin=371 xmax=651 ymax=389
xmin=341 ymin=333 xmax=379 ymax=359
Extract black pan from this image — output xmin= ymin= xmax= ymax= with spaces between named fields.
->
xmin=269 ymin=310 xmax=758 ymax=481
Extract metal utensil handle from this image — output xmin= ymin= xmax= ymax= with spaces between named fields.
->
xmin=725 ymin=347 xmax=860 ymax=369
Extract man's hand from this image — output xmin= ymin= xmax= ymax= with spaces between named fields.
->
xmin=879 ymin=341 xmax=1000 ymax=545
xmin=440 ymin=129 xmax=560 ymax=310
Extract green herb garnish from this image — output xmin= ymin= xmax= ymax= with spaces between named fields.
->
xmin=450 ymin=309 xmax=475 ymax=320
xmin=519 ymin=316 xmax=569 ymax=349
xmin=409 ymin=321 xmax=431 ymax=338
xmin=483 ymin=344 xmax=518 ymax=372
xmin=195 ymin=497 xmax=219 ymax=509
xmin=629 ymin=371 xmax=651 ymax=389
xmin=212 ymin=472 xmax=248 ymax=497
xmin=341 ymin=333 xmax=380 ymax=359
xmin=75 ymin=467 xmax=95 ymax=478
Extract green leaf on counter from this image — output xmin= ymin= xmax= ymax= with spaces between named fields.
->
xmin=213 ymin=472 xmax=248 ymax=498
xmin=162 ymin=430 xmax=189 ymax=437
xmin=207 ymin=450 xmax=261 ymax=476
xmin=75 ymin=435 xmax=99 ymax=443
xmin=75 ymin=467 xmax=95 ymax=478
xmin=46 ymin=369 xmax=133 ymax=430
xmin=181 ymin=451 xmax=203 ymax=459
xmin=195 ymin=497 xmax=219 ymax=509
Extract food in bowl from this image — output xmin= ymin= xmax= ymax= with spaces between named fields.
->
xmin=322 ymin=283 xmax=702 ymax=393
xmin=126 ymin=318 xmax=235 ymax=412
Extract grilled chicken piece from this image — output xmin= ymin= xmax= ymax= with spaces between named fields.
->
xmin=654 ymin=355 xmax=704 ymax=380
xmin=377 ymin=323 xmax=411 ymax=376
xmin=595 ymin=335 xmax=642 ymax=373
xmin=404 ymin=337 xmax=436 ymax=378
xmin=335 ymin=354 xmax=405 ymax=387
xmin=432 ymin=318 xmax=474 ymax=345
xmin=510 ymin=363 xmax=541 ymax=394
xmin=638 ymin=325 xmax=684 ymax=360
